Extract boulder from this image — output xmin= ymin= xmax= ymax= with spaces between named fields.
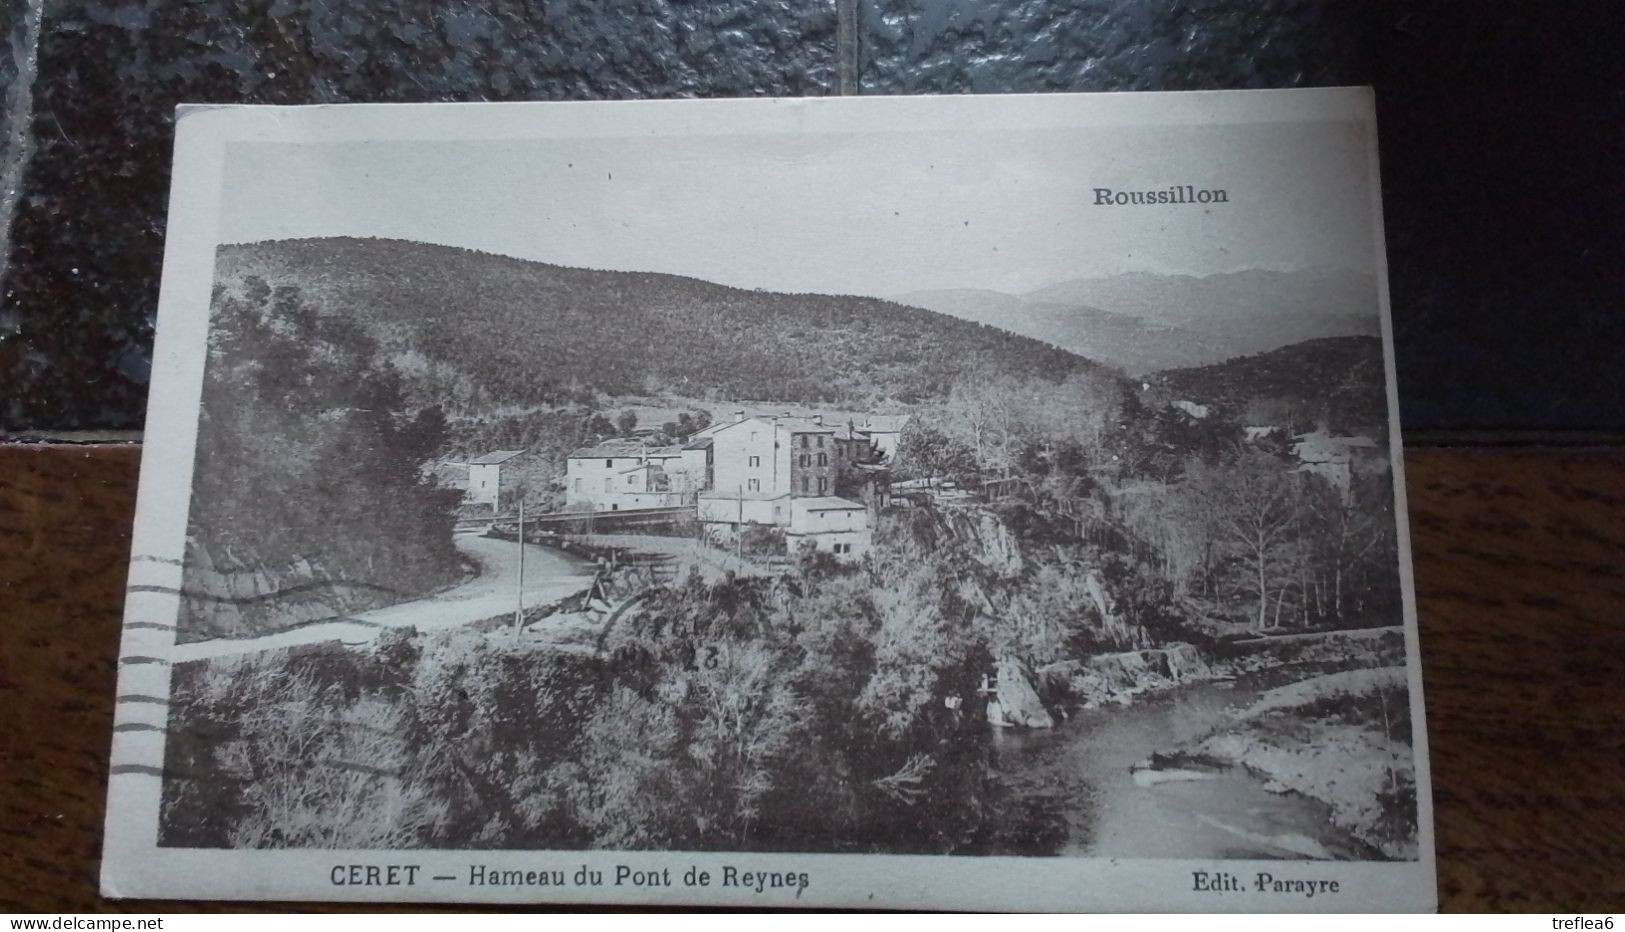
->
xmin=988 ymin=656 xmax=1054 ymax=729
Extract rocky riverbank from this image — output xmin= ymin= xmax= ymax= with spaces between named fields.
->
xmin=1141 ymin=665 xmax=1419 ymax=859
xmin=1004 ymin=630 xmax=1420 ymax=860
xmin=1037 ymin=642 xmax=1214 ymax=710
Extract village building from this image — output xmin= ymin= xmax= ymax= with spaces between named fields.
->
xmin=786 ymin=497 xmax=871 ymax=558
xmin=703 ymin=413 xmax=841 ymax=499
xmin=696 ymin=490 xmax=792 ymax=528
xmin=1291 ymin=429 xmax=1382 ymax=503
xmin=565 ymin=439 xmax=710 ymax=512
xmin=857 ymin=414 xmax=911 ymax=463
xmin=818 ymin=422 xmax=889 ymax=506
xmin=695 ymin=412 xmax=885 ymax=561
xmin=465 ymin=450 xmax=527 ymax=508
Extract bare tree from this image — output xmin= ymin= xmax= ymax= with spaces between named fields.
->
xmin=1183 ymin=448 xmax=1304 ymax=631
xmin=943 ymin=374 xmax=1036 ymax=478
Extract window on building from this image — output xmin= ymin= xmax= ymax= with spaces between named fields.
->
xmin=605 ymin=458 xmax=614 ymax=468
xmin=800 ymin=435 xmax=809 ymax=448
xmin=748 ymin=479 xmax=760 ymax=492
xmin=817 ymin=452 xmax=828 ymax=466
xmin=816 ymin=436 xmax=825 ymax=447
xmin=818 ymin=477 xmax=827 ymax=494
xmin=749 ymin=455 xmax=760 ymax=467
xmin=799 ymin=454 xmax=809 ymax=467
xmin=801 ymin=477 xmax=809 ymax=493
xmin=574 ymin=479 xmax=582 ymax=492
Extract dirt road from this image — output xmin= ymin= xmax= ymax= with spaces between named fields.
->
xmin=160 ymin=534 xmax=593 ymax=663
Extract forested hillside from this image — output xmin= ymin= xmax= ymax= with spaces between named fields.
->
xmin=182 ymin=279 xmax=464 ymax=641
xmin=1151 ymin=336 xmax=1390 ymax=433
xmin=216 ymin=238 xmax=1111 ymax=411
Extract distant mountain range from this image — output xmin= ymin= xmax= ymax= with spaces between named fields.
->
xmin=896 ymin=269 xmax=1379 ymax=375
xmin=214 ymin=237 xmax=1109 ymax=410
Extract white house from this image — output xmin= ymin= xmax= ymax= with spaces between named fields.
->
xmin=698 ymin=492 xmax=870 ymax=562
xmin=706 ymin=414 xmax=839 ymax=500
xmin=565 ymin=440 xmax=700 ymax=512
xmin=787 ymin=496 xmax=871 ymax=559
xmin=466 ymin=450 xmax=526 ymax=507
xmin=697 ymin=489 xmax=792 ymax=527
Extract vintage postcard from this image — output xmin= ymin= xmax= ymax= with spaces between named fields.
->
xmin=104 ymin=89 xmax=1435 ymax=911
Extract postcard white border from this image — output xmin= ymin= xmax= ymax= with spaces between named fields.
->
xmin=103 ymin=88 xmax=1436 ymax=912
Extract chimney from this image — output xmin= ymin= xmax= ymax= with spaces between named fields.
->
xmin=733 ymin=409 xmax=746 ymax=423
xmin=813 ymin=414 xmax=823 ymax=426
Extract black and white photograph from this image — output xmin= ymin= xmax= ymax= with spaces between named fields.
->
xmin=104 ymin=91 xmax=1434 ymax=910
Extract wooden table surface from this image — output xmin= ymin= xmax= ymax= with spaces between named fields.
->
xmin=2 ymin=443 xmax=1622 ymax=912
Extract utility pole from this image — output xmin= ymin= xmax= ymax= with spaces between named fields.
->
xmin=737 ymin=483 xmax=744 ymax=566
xmin=514 ymin=495 xmax=526 ymax=639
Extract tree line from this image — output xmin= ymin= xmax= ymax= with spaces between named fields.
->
xmin=891 ymin=364 xmax=1401 ymax=634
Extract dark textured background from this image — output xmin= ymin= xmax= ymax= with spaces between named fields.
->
xmin=6 ymin=444 xmax=1625 ymax=911
xmin=0 ymin=0 xmax=1620 ymax=433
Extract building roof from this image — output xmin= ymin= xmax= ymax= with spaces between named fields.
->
xmin=682 ymin=437 xmax=714 ymax=450
xmin=469 ymin=450 xmax=526 ymax=466
xmin=706 ymin=414 xmax=836 ymax=438
xmin=688 ymin=420 xmax=730 ymax=440
xmin=778 ymin=417 xmax=836 ymax=434
xmin=792 ymin=496 xmax=866 ymax=512
xmin=567 ymin=440 xmax=649 ymax=459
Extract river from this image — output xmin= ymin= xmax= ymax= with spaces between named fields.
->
xmin=989 ymin=680 xmax=1378 ymax=860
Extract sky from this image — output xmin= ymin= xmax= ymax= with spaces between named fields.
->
xmin=217 ymin=117 xmax=1379 ymax=298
